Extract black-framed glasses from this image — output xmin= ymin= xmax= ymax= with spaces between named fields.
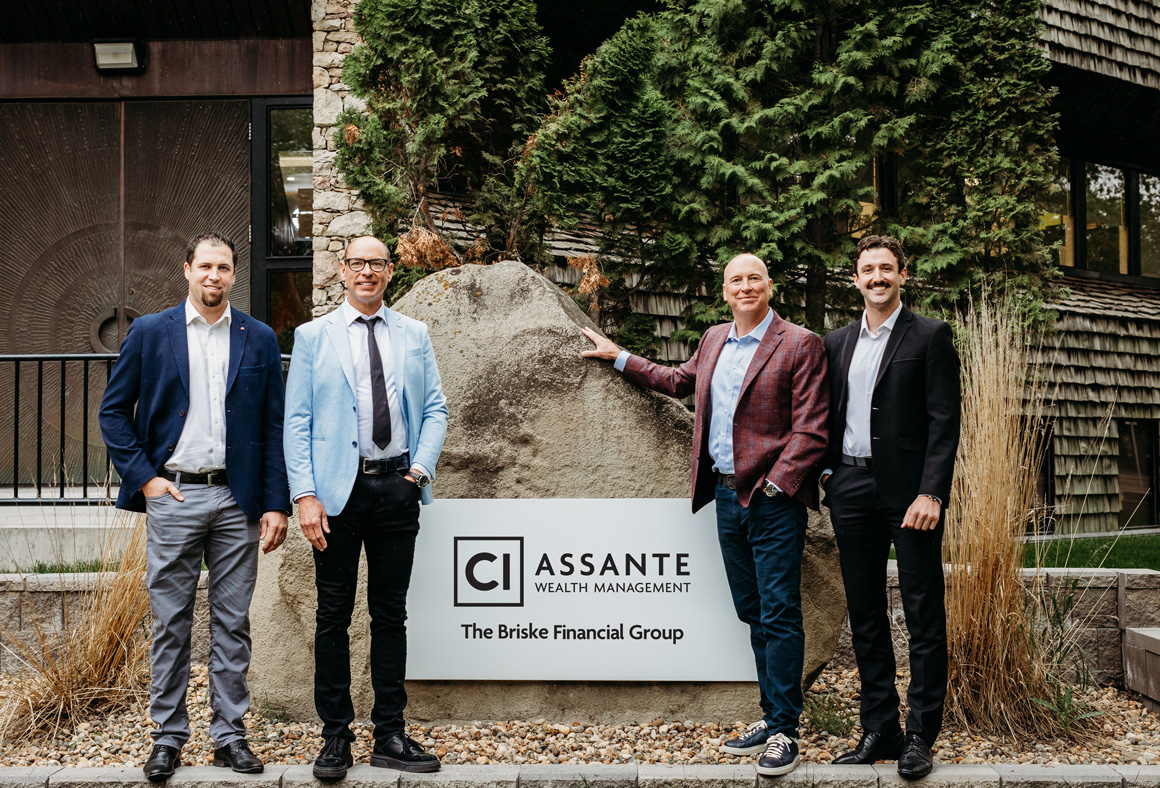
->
xmin=345 ymin=257 xmax=389 ymax=272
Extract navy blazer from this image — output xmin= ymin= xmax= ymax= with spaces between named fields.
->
xmin=99 ymin=303 xmax=291 ymax=518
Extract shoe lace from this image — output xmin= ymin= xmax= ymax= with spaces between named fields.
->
xmin=762 ymin=732 xmax=793 ymax=759
xmin=745 ymin=720 xmax=768 ymax=734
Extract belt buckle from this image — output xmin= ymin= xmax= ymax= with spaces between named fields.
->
xmin=360 ymin=457 xmax=382 ymax=474
xmin=206 ymin=469 xmax=226 ymax=486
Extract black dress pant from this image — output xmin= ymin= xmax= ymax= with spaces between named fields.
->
xmin=313 ymin=470 xmax=421 ymax=742
xmin=826 ymin=463 xmax=948 ymax=746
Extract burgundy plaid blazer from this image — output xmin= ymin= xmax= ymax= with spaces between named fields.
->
xmin=623 ymin=310 xmax=829 ymax=512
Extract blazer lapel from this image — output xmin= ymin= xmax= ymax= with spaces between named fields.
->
xmin=874 ymin=306 xmax=913 ymax=390
xmin=738 ymin=312 xmax=786 ymax=402
xmin=325 ymin=310 xmax=358 ymax=396
xmin=387 ymin=308 xmax=406 ymax=401
xmin=837 ymin=322 xmax=859 ymax=408
xmin=696 ymin=327 xmax=728 ymax=415
xmin=166 ymin=307 xmax=190 ymax=398
xmin=225 ymin=310 xmax=248 ymax=393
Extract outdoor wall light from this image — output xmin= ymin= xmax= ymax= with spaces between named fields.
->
xmin=92 ymin=40 xmax=144 ymax=73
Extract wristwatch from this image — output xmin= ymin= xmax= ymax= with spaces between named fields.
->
xmin=412 ymin=472 xmax=431 ymax=488
xmin=763 ymin=478 xmax=784 ymax=498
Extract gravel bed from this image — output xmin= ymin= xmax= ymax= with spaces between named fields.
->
xmin=1 ymin=665 xmax=1156 ymax=769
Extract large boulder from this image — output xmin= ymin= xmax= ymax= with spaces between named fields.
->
xmin=250 ymin=260 xmax=845 ymax=723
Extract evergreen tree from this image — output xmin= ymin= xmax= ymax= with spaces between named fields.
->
xmin=334 ymin=0 xmax=550 ymax=259
xmin=528 ymin=16 xmax=698 ymax=348
xmin=890 ymin=0 xmax=1061 ymax=321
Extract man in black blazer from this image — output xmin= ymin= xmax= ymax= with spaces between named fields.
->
xmin=821 ymin=235 xmax=960 ymax=779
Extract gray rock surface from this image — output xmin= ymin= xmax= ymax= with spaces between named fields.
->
xmin=250 ymin=260 xmax=844 ymax=723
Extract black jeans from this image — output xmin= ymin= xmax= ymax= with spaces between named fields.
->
xmin=313 ymin=470 xmax=421 ymax=742
xmin=826 ymin=463 xmax=948 ymax=745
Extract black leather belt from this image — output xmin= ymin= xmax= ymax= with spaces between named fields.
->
xmin=162 ymin=469 xmax=228 ymax=486
xmin=359 ymin=453 xmax=411 ymax=475
xmin=841 ymin=454 xmax=873 ymax=469
xmin=717 ymin=472 xmax=737 ymax=490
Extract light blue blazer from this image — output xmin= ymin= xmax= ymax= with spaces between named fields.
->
xmin=283 ymin=304 xmax=449 ymax=514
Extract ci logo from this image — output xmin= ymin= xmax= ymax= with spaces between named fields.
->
xmin=453 ymin=537 xmax=524 ymax=607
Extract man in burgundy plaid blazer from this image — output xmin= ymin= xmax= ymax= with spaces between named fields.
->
xmin=582 ymin=254 xmax=829 ymax=776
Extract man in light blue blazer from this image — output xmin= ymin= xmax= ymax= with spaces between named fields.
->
xmin=284 ymin=235 xmax=448 ymax=780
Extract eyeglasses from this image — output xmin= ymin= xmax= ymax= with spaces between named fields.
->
xmin=345 ymin=258 xmax=389 ymax=272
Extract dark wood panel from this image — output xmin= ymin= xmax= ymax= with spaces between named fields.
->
xmin=124 ymin=100 xmax=251 ymax=315
xmin=0 ymin=0 xmax=311 ymax=42
xmin=0 ymin=39 xmax=311 ymax=99
xmin=0 ymin=102 xmax=121 ymax=355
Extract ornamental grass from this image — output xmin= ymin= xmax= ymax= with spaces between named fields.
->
xmin=0 ymin=508 xmax=151 ymax=744
xmin=945 ymin=296 xmax=1102 ymax=742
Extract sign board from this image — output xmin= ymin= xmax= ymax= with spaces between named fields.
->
xmin=406 ymin=498 xmax=757 ymax=681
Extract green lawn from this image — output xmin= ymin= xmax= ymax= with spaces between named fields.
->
xmin=886 ymin=533 xmax=1160 ymax=571
xmin=1023 ymin=533 xmax=1160 ymax=572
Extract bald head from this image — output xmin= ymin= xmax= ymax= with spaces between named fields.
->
xmin=723 ymin=253 xmax=768 ymax=281
xmin=346 ymin=235 xmax=390 ymax=260
xmin=722 ymin=253 xmax=773 ymax=329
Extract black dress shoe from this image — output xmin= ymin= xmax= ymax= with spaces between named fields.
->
xmin=897 ymin=732 xmax=934 ymax=779
xmin=313 ymin=736 xmax=354 ymax=781
xmin=370 ymin=731 xmax=441 ymax=772
xmin=833 ymin=730 xmax=906 ymax=764
xmin=212 ymin=739 xmax=264 ymax=774
xmin=143 ymin=744 xmax=181 ymax=782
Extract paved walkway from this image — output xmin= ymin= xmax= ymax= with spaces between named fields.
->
xmin=3 ymin=763 xmax=1160 ymax=787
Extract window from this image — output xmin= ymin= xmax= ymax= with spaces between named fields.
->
xmin=1084 ymin=163 xmax=1127 ymax=275
xmin=1042 ymin=157 xmax=1160 ymax=279
xmin=1118 ymin=419 xmax=1157 ymax=529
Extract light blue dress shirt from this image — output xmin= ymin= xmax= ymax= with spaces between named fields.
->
xmin=614 ymin=307 xmax=774 ymax=475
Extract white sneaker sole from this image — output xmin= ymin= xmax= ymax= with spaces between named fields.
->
xmin=755 ymin=753 xmax=801 ymax=776
xmin=721 ymin=741 xmax=768 ymax=756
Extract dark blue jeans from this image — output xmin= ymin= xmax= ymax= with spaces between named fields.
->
xmin=715 ymin=482 xmax=807 ymax=738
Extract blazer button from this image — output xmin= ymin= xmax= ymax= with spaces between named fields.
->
xmin=352 ymin=441 xmax=357 ymax=447
xmin=167 ymin=444 xmax=174 ymax=452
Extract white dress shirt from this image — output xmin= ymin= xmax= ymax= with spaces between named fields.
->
xmin=167 ymin=299 xmax=231 ymax=473
xmin=342 ymin=300 xmax=409 ymax=461
xmin=842 ymin=302 xmax=904 ymax=458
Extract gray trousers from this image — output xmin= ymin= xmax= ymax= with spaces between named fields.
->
xmin=145 ymin=482 xmax=260 ymax=749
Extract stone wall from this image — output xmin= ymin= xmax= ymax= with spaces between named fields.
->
xmin=0 ymin=572 xmax=210 ymax=673
xmin=828 ymin=565 xmax=1160 ymax=688
xmin=311 ymin=0 xmax=366 ymax=316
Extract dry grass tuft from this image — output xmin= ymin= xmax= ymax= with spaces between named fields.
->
xmin=945 ymin=296 xmax=1095 ymax=742
xmin=0 ymin=509 xmax=151 ymax=744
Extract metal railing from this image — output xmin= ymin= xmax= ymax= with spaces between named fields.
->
xmin=0 ymin=353 xmax=292 ymax=505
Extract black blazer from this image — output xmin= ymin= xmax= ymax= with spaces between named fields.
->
xmin=822 ymin=306 xmax=961 ymax=509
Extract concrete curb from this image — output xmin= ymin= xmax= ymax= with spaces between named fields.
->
xmin=3 ymin=763 xmax=1160 ymax=787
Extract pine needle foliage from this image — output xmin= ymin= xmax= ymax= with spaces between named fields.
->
xmin=334 ymin=0 xmax=550 ymax=260
xmin=526 ymin=0 xmax=1059 ymax=335
xmin=891 ymin=0 xmax=1062 ymax=323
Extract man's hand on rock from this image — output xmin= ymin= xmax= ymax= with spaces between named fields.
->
xmin=581 ymin=327 xmax=622 ymax=361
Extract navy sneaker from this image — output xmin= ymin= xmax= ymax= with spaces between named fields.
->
xmin=721 ymin=719 xmax=770 ymax=756
xmin=755 ymin=732 xmax=800 ymax=776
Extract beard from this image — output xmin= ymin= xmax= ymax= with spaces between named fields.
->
xmin=200 ymin=289 xmax=224 ymax=308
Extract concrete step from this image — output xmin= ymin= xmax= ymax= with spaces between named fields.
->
xmin=1124 ymin=627 xmax=1160 ymax=713
xmin=2 ymin=763 xmax=1159 ymax=787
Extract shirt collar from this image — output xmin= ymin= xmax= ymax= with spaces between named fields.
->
xmin=860 ymin=302 xmax=903 ymax=339
xmin=185 ymin=297 xmax=232 ymax=328
xmin=728 ymin=306 xmax=775 ymax=343
xmin=342 ymin=299 xmax=388 ymax=327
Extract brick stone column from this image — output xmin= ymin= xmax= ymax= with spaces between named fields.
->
xmin=311 ymin=0 xmax=366 ymax=316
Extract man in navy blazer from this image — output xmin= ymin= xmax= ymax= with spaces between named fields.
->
xmin=100 ymin=232 xmax=290 ymax=781
xmin=284 ymin=235 xmax=448 ymax=780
